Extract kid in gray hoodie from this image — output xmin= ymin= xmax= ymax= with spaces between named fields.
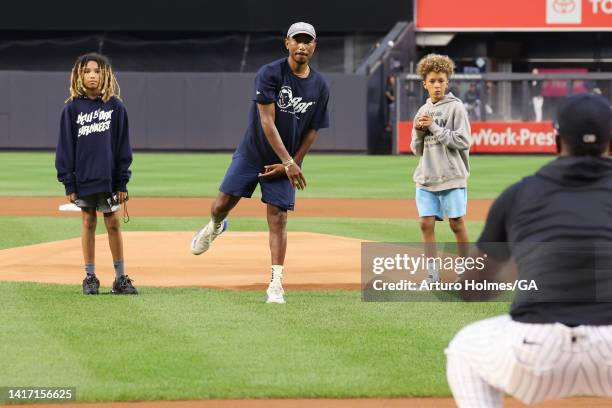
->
xmin=410 ymin=54 xmax=472 ymax=283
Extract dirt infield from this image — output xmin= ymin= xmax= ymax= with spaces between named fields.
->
xmin=0 ymin=232 xmax=365 ymax=289
xmin=0 ymin=197 xmax=494 ymax=220
xmin=1 ymin=397 xmax=610 ymax=407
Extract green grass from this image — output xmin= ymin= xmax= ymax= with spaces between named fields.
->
xmin=0 ymin=282 xmax=509 ymax=401
xmin=0 ymin=216 xmax=485 ymax=250
xmin=0 ymin=151 xmax=529 ymax=402
xmin=0 ymin=152 xmax=552 ymax=198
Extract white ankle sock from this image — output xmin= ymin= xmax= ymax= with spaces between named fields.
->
xmin=271 ymin=265 xmax=284 ymax=283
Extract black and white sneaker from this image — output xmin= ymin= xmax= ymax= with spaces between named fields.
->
xmin=82 ymin=275 xmax=100 ymax=295
xmin=111 ymin=275 xmax=138 ymax=295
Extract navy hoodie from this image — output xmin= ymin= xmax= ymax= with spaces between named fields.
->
xmin=55 ymin=96 xmax=132 ymax=197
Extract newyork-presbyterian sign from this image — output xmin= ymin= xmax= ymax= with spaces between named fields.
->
xmin=415 ymin=0 xmax=612 ymax=31
xmin=398 ymin=122 xmax=558 ymax=154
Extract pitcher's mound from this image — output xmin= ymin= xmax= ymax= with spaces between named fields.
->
xmin=0 ymin=232 xmax=364 ymax=289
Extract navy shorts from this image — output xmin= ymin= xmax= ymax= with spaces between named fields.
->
xmin=219 ymin=152 xmax=295 ymax=211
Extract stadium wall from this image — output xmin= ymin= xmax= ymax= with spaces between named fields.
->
xmin=0 ymin=72 xmax=367 ymax=151
xmin=1 ymin=0 xmax=412 ymax=32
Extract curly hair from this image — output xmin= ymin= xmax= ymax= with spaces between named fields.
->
xmin=416 ymin=54 xmax=455 ymax=80
xmin=66 ymin=53 xmax=120 ymax=103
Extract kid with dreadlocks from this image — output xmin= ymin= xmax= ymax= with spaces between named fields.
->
xmin=55 ymin=53 xmax=137 ymax=295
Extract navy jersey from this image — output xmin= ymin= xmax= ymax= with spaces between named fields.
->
xmin=236 ymin=58 xmax=330 ymax=167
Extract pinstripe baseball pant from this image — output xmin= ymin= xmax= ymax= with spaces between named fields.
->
xmin=446 ymin=315 xmax=612 ymax=407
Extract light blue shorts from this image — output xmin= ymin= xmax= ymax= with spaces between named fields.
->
xmin=416 ymin=188 xmax=467 ymax=221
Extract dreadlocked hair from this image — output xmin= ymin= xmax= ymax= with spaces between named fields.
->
xmin=67 ymin=53 xmax=120 ymax=103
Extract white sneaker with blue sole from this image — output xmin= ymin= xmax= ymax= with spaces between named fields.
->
xmin=190 ymin=219 xmax=228 ymax=255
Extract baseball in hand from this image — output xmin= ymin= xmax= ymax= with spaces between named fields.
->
xmin=417 ymin=115 xmax=432 ymax=129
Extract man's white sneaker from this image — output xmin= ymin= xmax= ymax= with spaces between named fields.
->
xmin=190 ymin=219 xmax=227 ymax=255
xmin=266 ymin=281 xmax=285 ymax=304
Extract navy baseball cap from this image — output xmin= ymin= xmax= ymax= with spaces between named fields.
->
xmin=555 ymin=93 xmax=612 ymax=152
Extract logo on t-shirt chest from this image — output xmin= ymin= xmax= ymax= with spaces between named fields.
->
xmin=277 ymin=86 xmax=316 ymax=115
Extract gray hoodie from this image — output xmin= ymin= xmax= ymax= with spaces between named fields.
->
xmin=410 ymin=92 xmax=471 ymax=192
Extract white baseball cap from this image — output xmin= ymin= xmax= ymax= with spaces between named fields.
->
xmin=287 ymin=22 xmax=316 ymax=39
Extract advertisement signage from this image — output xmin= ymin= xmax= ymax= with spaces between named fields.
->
xmin=398 ymin=122 xmax=557 ymax=154
xmin=416 ymin=0 xmax=612 ymax=31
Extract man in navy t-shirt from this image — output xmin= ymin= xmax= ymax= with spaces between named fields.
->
xmin=190 ymin=22 xmax=330 ymax=304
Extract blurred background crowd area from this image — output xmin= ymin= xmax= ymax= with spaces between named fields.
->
xmin=1 ymin=0 xmax=611 ymax=153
